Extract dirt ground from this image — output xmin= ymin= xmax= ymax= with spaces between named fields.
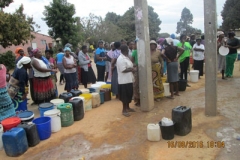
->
xmin=0 ymin=61 xmax=240 ymax=160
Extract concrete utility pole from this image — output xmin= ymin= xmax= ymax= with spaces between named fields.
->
xmin=204 ymin=0 xmax=217 ymax=116
xmin=134 ymin=0 xmax=154 ymax=111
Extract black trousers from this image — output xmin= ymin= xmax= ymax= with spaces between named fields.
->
xmin=96 ymin=65 xmax=105 ymax=81
xmin=180 ymin=57 xmax=190 ymax=80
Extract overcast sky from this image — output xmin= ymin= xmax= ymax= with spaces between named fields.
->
xmin=4 ymin=0 xmax=226 ymax=36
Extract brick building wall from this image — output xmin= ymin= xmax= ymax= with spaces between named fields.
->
xmin=0 ymin=32 xmax=54 ymax=55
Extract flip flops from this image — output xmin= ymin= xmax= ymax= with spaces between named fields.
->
xmin=122 ymin=112 xmax=130 ymax=117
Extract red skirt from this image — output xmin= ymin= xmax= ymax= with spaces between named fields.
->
xmin=33 ymin=77 xmax=55 ymax=104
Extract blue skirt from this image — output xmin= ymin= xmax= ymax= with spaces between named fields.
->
xmin=0 ymin=87 xmax=16 ymax=122
xmin=64 ymin=72 xmax=78 ymax=91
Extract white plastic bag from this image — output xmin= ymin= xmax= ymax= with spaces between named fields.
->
xmin=161 ymin=117 xmax=173 ymax=126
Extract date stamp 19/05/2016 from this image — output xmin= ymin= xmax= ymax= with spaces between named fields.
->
xmin=167 ymin=141 xmax=225 ymax=148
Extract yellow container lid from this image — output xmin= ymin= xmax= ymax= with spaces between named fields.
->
xmin=101 ymin=84 xmax=111 ymax=89
xmin=80 ymin=93 xmax=92 ymax=100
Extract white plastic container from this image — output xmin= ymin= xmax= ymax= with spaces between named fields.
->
xmin=190 ymin=70 xmax=199 ymax=83
xmin=147 ymin=124 xmax=160 ymax=142
xmin=161 ymin=117 xmax=173 ymax=126
xmin=91 ymin=93 xmax=100 ymax=108
xmin=0 ymin=124 xmax=3 ymax=150
xmin=71 ymin=97 xmax=85 ymax=113
xmin=79 ymin=96 xmax=92 ymax=111
xmin=44 ymin=109 xmax=61 ymax=132
xmin=163 ymin=83 xmax=171 ymax=96
xmin=50 ymin=99 xmax=64 ymax=109
xmin=79 ymin=89 xmax=90 ymax=94
xmin=90 ymin=84 xmax=101 ymax=93
xmin=96 ymin=81 xmax=106 ymax=87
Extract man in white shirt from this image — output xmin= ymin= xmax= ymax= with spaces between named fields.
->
xmin=193 ymin=38 xmax=205 ymax=78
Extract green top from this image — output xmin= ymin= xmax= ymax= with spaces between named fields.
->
xmin=177 ymin=42 xmax=192 ymax=62
xmin=131 ymin=50 xmax=138 ymax=65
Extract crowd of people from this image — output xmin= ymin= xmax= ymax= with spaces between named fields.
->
xmin=0 ymin=31 xmax=239 ymax=120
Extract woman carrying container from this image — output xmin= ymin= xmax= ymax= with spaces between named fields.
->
xmin=117 ymin=45 xmax=135 ymax=117
xmin=9 ymin=57 xmax=32 ymax=111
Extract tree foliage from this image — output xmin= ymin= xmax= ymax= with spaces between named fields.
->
xmin=221 ymin=0 xmax=240 ymax=31
xmin=117 ymin=6 xmax=161 ymax=41
xmin=176 ymin=7 xmax=201 ymax=35
xmin=43 ymin=0 xmax=81 ymax=48
xmin=0 ymin=4 xmax=39 ymax=48
xmin=80 ymin=13 xmax=125 ymax=44
xmin=0 ymin=0 xmax=13 ymax=8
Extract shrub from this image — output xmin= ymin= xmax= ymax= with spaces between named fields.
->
xmin=0 ymin=51 xmax=15 ymax=69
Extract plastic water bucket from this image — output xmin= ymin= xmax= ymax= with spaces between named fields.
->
xmin=32 ymin=117 xmax=51 ymax=140
xmin=0 ymin=124 xmax=3 ymax=150
xmin=1 ymin=117 xmax=21 ymax=132
xmin=161 ymin=76 xmax=167 ymax=83
xmin=17 ymin=111 xmax=34 ymax=123
xmin=79 ymin=89 xmax=90 ymax=94
xmin=44 ymin=109 xmax=61 ymax=132
xmin=57 ymin=103 xmax=74 ymax=127
xmin=147 ymin=124 xmax=160 ymax=142
xmin=14 ymin=99 xmax=27 ymax=112
xmin=163 ymin=83 xmax=170 ymax=96
xmin=80 ymin=94 xmax=92 ymax=111
xmin=190 ymin=70 xmax=199 ymax=83
xmin=39 ymin=103 xmax=54 ymax=117
xmin=159 ymin=121 xmax=174 ymax=140
xmin=50 ymin=99 xmax=64 ymax=109
xmin=90 ymin=84 xmax=101 ymax=93
xmin=106 ymin=82 xmax=111 ymax=84
xmin=100 ymin=92 xmax=105 ymax=104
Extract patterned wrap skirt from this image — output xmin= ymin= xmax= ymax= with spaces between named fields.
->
xmin=0 ymin=87 xmax=16 ymax=122
xmin=33 ymin=76 xmax=55 ymax=104
xmin=152 ymin=63 xmax=164 ymax=99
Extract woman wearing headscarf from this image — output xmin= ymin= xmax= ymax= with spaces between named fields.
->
xmin=78 ymin=45 xmax=96 ymax=88
xmin=9 ymin=57 xmax=32 ymax=110
xmin=162 ymin=38 xmax=184 ymax=99
xmin=63 ymin=47 xmax=78 ymax=92
xmin=193 ymin=37 xmax=205 ymax=79
xmin=15 ymin=47 xmax=26 ymax=64
xmin=31 ymin=49 xmax=56 ymax=104
xmin=117 ymin=45 xmax=135 ymax=117
xmin=111 ymin=42 xmax=121 ymax=98
xmin=217 ymin=31 xmax=227 ymax=80
xmin=150 ymin=40 xmax=164 ymax=101
xmin=0 ymin=64 xmax=16 ymax=122
xmin=177 ymin=34 xmax=192 ymax=87
xmin=225 ymin=32 xmax=240 ymax=78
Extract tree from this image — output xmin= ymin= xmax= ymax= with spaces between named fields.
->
xmin=43 ymin=0 xmax=81 ymax=48
xmin=117 ymin=6 xmax=161 ymax=41
xmin=79 ymin=13 xmax=125 ymax=44
xmin=0 ymin=4 xmax=38 ymax=48
xmin=176 ymin=7 xmax=201 ymax=35
xmin=221 ymin=0 xmax=240 ymax=31
xmin=105 ymin=12 xmax=121 ymax=25
xmin=0 ymin=0 xmax=13 ymax=8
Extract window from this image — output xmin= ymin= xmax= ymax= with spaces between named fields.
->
xmin=41 ymin=40 xmax=46 ymax=45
